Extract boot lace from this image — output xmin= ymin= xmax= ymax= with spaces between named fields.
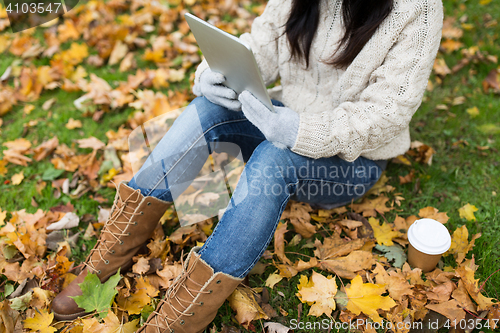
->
xmin=85 ymin=182 xmax=144 ymax=274
xmin=141 ymin=251 xmax=211 ymax=332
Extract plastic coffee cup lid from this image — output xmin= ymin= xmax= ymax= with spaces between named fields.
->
xmin=407 ymin=218 xmax=451 ymax=255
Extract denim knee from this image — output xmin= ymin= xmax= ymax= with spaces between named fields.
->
xmin=247 ymin=140 xmax=298 ymax=185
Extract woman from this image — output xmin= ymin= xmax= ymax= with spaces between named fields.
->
xmin=52 ymin=0 xmax=443 ymax=331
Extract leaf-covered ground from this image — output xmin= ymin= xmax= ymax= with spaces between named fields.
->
xmin=0 ymin=0 xmax=499 ymax=332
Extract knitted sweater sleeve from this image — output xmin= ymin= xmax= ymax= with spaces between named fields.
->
xmin=291 ymin=0 xmax=443 ymax=162
xmin=193 ymin=0 xmax=282 ymax=89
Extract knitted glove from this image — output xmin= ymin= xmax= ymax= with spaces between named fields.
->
xmin=192 ymin=68 xmax=242 ymax=111
xmin=239 ymin=90 xmax=299 ymax=149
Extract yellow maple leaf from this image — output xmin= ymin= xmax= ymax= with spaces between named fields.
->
xmin=101 ymin=311 xmax=139 ymax=333
xmin=456 ymin=265 xmax=495 ymax=311
xmin=24 ymin=104 xmax=35 ymax=115
xmin=345 ymin=275 xmax=396 ymax=323
xmin=66 ymin=118 xmax=82 ymax=130
xmin=368 ymin=217 xmax=401 ymax=246
xmin=228 ymin=287 xmax=268 ymax=328
xmin=265 ymin=273 xmax=283 ymax=289
xmin=11 ymin=171 xmax=24 ymax=185
xmin=116 ymin=276 xmax=158 ymax=315
xmin=0 ymin=159 xmax=7 ymax=177
xmin=445 ymin=225 xmax=481 ymax=264
xmin=418 ymin=206 xmax=449 ymax=223
xmin=372 ymin=263 xmax=413 ymax=301
xmin=296 ymin=275 xmax=314 ymax=304
xmin=0 ymin=208 xmax=6 ymax=226
xmin=24 ymin=308 xmax=56 ymax=333
xmin=466 ymin=107 xmax=480 ymax=118
xmin=60 ymin=43 xmax=89 ymax=65
xmin=143 ymin=49 xmax=166 ymax=63
xmin=296 ymin=271 xmax=338 ymax=317
xmin=458 ymin=203 xmax=479 ymax=221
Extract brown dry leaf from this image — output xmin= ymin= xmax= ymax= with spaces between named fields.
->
xmin=442 ymin=17 xmax=463 ymax=39
xmin=81 ymin=317 xmax=104 ymax=332
xmin=42 ymin=98 xmax=56 ymax=111
xmin=3 ymin=138 xmax=32 ymax=151
xmin=273 ymin=221 xmax=291 ymax=265
xmin=275 ymin=263 xmax=299 ymax=279
xmin=168 ymin=224 xmax=198 ymax=245
xmin=29 ymin=288 xmax=54 ymax=309
xmin=108 ymin=40 xmax=129 ymax=66
xmin=451 ymin=280 xmax=476 ymax=312
xmin=296 ymin=271 xmax=338 ymax=317
xmin=228 ymin=287 xmax=269 ymax=328
xmin=425 ymin=300 xmax=465 ymax=322
xmin=399 ymin=169 xmax=415 ymax=184
xmin=455 ymin=265 xmax=495 ymax=311
xmin=440 ymin=39 xmax=463 ymax=53
xmin=408 ymin=141 xmax=437 ymax=165
xmin=120 ymin=53 xmax=136 ymax=72
xmin=313 ymin=234 xmax=365 ymax=260
xmin=132 ymin=257 xmax=150 ymax=275
xmin=293 ymin=257 xmax=318 ymax=272
xmin=345 ymin=275 xmax=396 ymax=323
xmin=147 ymin=236 xmax=169 ymax=259
xmin=319 ymin=250 xmax=375 ymax=279
xmin=418 ymin=206 xmax=449 ymax=224
xmin=433 ymin=58 xmax=451 ymax=76
xmin=482 ymin=68 xmax=500 ymax=93
xmin=384 ymin=299 xmax=412 ymax=333
xmin=372 ymin=263 xmax=413 ymax=301
xmin=116 ymin=276 xmax=158 ymax=315
xmin=350 ymin=196 xmax=392 ymax=217
xmin=11 ymin=171 xmax=24 ymax=185
xmin=65 ymin=118 xmax=82 ymax=130
xmin=156 ymin=262 xmax=183 ymax=289
xmin=33 ymin=137 xmax=59 ymax=161
xmin=76 ymin=137 xmax=106 ymax=150
xmin=487 ymin=304 xmax=500 ymax=330
xmin=393 ymin=215 xmax=410 ymax=234
xmin=424 ymin=279 xmax=455 ymax=303
xmin=0 ymin=300 xmax=19 ymax=333
xmin=281 ymin=202 xmax=316 ymax=238
xmin=2 ymin=261 xmax=33 ymax=282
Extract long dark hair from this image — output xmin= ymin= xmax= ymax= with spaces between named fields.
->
xmin=285 ymin=0 xmax=394 ymax=68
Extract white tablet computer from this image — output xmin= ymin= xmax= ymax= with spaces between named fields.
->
xmin=185 ymin=13 xmax=274 ymax=111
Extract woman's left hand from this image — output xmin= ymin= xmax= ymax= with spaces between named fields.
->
xmin=239 ymin=90 xmax=300 ymax=149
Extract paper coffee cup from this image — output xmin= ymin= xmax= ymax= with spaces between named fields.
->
xmin=407 ymin=218 xmax=451 ymax=272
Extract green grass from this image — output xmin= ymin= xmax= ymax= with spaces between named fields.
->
xmin=1 ymin=0 xmax=499 ymax=332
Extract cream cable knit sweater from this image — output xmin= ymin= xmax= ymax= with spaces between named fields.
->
xmin=194 ymin=0 xmax=443 ymax=162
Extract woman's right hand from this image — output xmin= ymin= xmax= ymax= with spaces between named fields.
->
xmin=193 ymin=69 xmax=242 ymax=111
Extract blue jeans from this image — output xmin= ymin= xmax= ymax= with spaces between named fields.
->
xmin=128 ymin=96 xmax=384 ymax=278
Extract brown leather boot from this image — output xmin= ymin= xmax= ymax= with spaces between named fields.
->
xmin=52 ymin=182 xmax=171 ymax=321
xmin=138 ymin=247 xmax=242 ymax=333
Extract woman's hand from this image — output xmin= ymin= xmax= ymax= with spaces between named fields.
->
xmin=239 ymin=90 xmax=299 ymax=149
xmin=193 ymin=69 xmax=242 ymax=111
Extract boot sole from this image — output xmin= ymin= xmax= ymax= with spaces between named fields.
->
xmin=53 ymin=310 xmax=89 ymax=322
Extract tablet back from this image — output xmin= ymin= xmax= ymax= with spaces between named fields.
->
xmin=185 ymin=13 xmax=274 ymax=111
